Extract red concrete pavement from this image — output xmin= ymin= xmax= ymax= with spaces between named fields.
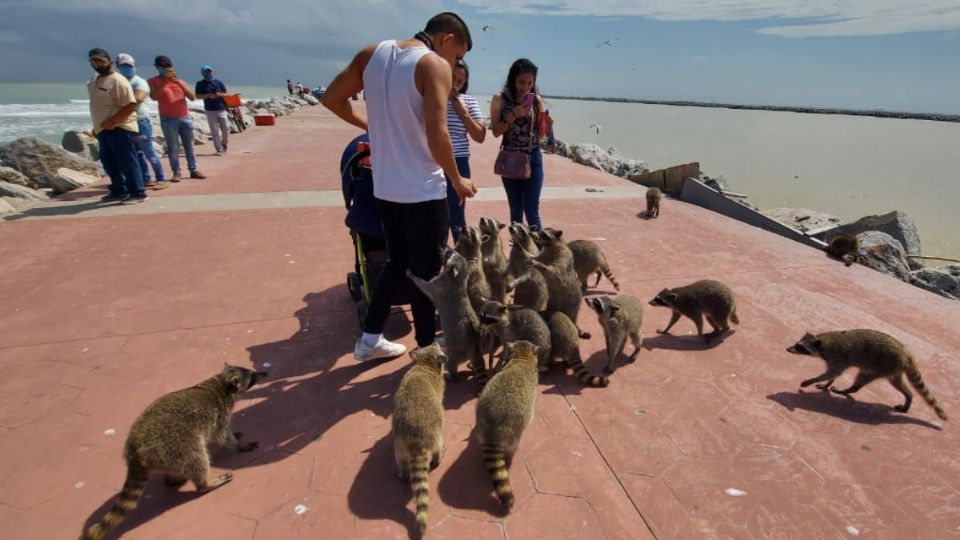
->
xmin=1 ymin=104 xmax=958 ymax=539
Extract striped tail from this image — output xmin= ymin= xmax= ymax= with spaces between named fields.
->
xmin=729 ymin=307 xmax=740 ymax=326
xmin=409 ymin=450 xmax=431 ymax=537
xmin=81 ymin=462 xmax=148 ymax=540
xmin=569 ymin=359 xmax=609 ymax=387
xmin=598 ymin=262 xmax=620 ymax=291
xmin=481 ymin=443 xmax=514 ymax=511
xmin=905 ymin=359 xmax=947 ymax=421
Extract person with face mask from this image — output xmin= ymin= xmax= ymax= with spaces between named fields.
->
xmin=116 ymin=53 xmax=167 ymax=190
xmin=195 ymin=65 xmax=230 ymax=155
xmin=148 ymin=55 xmax=206 ymax=180
xmin=86 ymin=48 xmax=148 ymax=204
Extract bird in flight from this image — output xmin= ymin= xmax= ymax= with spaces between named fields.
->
xmin=482 ymin=25 xmax=494 ymax=32
xmin=589 ymin=123 xmax=602 ymax=134
xmin=596 ymin=38 xmax=619 ymax=47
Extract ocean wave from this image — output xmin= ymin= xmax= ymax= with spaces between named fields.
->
xmin=0 ymin=110 xmax=90 ymax=118
xmin=69 ymin=99 xmax=90 ymax=104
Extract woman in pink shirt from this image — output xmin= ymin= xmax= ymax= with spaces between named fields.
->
xmin=148 ymin=55 xmax=206 ymax=180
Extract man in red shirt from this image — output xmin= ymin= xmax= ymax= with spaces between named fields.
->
xmin=148 ymin=55 xmax=206 ymax=181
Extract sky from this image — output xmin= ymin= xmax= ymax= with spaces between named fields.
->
xmin=2 ymin=0 xmax=959 ymax=113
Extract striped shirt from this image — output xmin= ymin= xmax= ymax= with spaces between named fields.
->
xmin=446 ymin=93 xmax=483 ymax=157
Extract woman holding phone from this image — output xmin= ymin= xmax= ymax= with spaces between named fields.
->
xmin=490 ymin=58 xmax=551 ymax=230
xmin=446 ymin=60 xmax=486 ymax=244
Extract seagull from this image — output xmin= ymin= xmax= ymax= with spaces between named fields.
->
xmin=482 ymin=25 xmax=494 ymax=32
xmin=596 ymin=38 xmax=619 ymax=47
xmin=589 ymin=123 xmax=602 ymax=134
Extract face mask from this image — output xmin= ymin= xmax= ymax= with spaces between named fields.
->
xmin=203 ymin=73 xmax=213 ymax=81
xmin=93 ymin=65 xmax=112 ymax=75
xmin=118 ymin=65 xmax=135 ymax=78
xmin=158 ymin=67 xmax=167 ymax=76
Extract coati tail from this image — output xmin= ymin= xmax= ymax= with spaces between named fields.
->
xmin=729 ymin=308 xmax=740 ymax=326
xmin=481 ymin=443 xmax=514 ymax=510
xmin=570 ymin=362 xmax=609 ymax=387
xmin=81 ymin=461 xmax=148 ymax=540
xmin=409 ymin=450 xmax=431 ymax=536
xmin=600 ymin=262 xmax=620 ymax=291
xmin=905 ymin=359 xmax=947 ymax=421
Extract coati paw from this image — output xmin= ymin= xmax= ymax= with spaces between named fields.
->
xmin=164 ymin=476 xmax=188 ymax=488
xmin=602 ymin=366 xmax=614 ymax=374
xmin=578 ymin=330 xmax=591 ymax=339
xmin=238 ymin=441 xmax=259 ymax=452
xmin=233 ymin=431 xmax=243 ymax=440
xmin=656 ymin=329 xmax=669 ymax=335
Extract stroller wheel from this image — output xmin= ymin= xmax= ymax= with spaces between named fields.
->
xmin=356 ymin=300 xmax=369 ymax=328
xmin=347 ymin=272 xmax=363 ymax=302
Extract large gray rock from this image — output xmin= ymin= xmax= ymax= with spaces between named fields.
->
xmin=0 ymin=180 xmax=45 ymax=201
xmin=830 ymin=211 xmax=922 ymax=255
xmin=49 ymin=167 xmax=101 ymax=194
xmin=0 ymin=166 xmax=30 ymax=187
xmin=61 ymin=130 xmax=100 ymax=161
xmin=302 ymin=94 xmax=319 ymax=105
xmin=910 ymin=265 xmax=960 ymax=300
xmin=763 ymin=207 xmax=842 ymax=234
xmin=0 ymin=137 xmax=101 ymax=190
xmin=569 ymin=143 xmax=621 ymax=175
xmin=857 ymin=231 xmax=911 ymax=280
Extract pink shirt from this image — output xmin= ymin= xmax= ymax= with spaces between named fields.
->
xmin=148 ymin=76 xmax=190 ymax=118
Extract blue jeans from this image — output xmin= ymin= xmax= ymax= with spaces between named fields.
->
xmin=445 ymin=156 xmax=471 ymax=244
xmin=135 ymin=117 xmax=165 ymax=182
xmin=159 ymin=116 xmax=198 ymax=174
xmin=98 ymin=129 xmax=145 ymax=198
xmin=500 ymin=146 xmax=544 ymax=230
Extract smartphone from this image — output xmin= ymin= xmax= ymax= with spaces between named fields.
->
xmin=523 ymin=92 xmax=535 ymax=107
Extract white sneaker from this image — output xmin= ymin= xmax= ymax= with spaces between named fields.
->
xmin=353 ymin=337 xmax=407 ymax=361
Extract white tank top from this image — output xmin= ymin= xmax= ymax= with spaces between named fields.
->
xmin=363 ymin=40 xmax=445 ymax=203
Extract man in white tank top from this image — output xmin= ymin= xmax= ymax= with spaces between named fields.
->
xmin=324 ymin=13 xmax=477 ymax=361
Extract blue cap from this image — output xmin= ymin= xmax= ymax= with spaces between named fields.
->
xmin=200 ymin=64 xmax=213 ymax=73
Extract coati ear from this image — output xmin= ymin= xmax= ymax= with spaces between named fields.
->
xmin=224 ymin=370 xmax=243 ymax=392
xmin=498 ymin=222 xmax=506 ymax=230
xmin=481 ymin=233 xmax=491 ymax=243
xmin=666 ymin=291 xmax=678 ymax=302
xmin=811 ymin=338 xmax=823 ymax=350
xmin=609 ymin=304 xmax=621 ymax=313
xmin=553 ymin=229 xmax=563 ymax=239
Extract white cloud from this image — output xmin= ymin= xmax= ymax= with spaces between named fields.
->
xmin=459 ymin=0 xmax=960 ymax=37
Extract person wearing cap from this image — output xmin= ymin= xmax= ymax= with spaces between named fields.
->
xmin=148 ymin=55 xmax=206 ymax=180
xmin=195 ymin=65 xmax=230 ymax=155
xmin=86 ymin=48 xmax=148 ymax=204
xmin=116 ymin=53 xmax=167 ymax=190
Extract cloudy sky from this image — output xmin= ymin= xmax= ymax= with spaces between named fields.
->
xmin=3 ymin=0 xmax=959 ymax=113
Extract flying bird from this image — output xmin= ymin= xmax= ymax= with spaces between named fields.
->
xmin=482 ymin=25 xmax=494 ymax=32
xmin=589 ymin=123 xmax=602 ymax=134
xmin=596 ymin=38 xmax=619 ymax=47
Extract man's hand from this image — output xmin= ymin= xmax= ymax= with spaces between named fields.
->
xmin=100 ymin=119 xmax=116 ymax=131
xmin=452 ymin=177 xmax=477 ymax=205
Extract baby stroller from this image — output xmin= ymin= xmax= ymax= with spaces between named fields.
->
xmin=340 ymin=134 xmax=411 ymax=326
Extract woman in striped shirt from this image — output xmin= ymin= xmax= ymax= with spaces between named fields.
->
xmin=446 ymin=61 xmax=486 ymax=243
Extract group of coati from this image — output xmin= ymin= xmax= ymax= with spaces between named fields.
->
xmin=82 ymin=191 xmax=947 ymax=539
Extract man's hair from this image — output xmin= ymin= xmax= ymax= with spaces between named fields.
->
xmin=88 ymin=48 xmax=110 ymax=60
xmin=424 ymin=12 xmax=472 ymax=51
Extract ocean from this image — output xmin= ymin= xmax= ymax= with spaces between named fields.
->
xmin=1 ymin=83 xmax=957 ymax=259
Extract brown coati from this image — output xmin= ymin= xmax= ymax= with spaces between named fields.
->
xmin=649 ymin=279 xmax=738 ymax=343
xmin=504 ymin=222 xmax=549 ymax=311
xmin=479 ymin=216 xmax=509 ymax=303
xmin=585 ymin=295 xmax=644 ymax=374
xmin=525 ymin=228 xmax=590 ymax=339
xmin=544 ymin=310 xmax=609 ymax=387
xmin=567 ymin=239 xmax=620 ymax=292
xmin=823 ymin=234 xmax=860 ymax=266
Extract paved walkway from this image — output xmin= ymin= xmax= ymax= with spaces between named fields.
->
xmin=1 ymin=105 xmax=958 ymax=540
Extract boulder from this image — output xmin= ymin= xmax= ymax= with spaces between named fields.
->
xmin=857 ymin=231 xmax=911 ymax=281
xmin=910 ymin=265 xmax=960 ymax=300
xmin=0 ymin=166 xmax=30 ymax=187
xmin=0 ymin=137 xmax=101 ymax=190
xmin=61 ymin=130 xmax=100 ymax=161
xmin=763 ymin=207 xmax=842 ymax=234
xmin=0 ymin=198 xmax=16 ymax=216
xmin=0 ymin=180 xmax=45 ymax=201
xmin=830 ymin=211 xmax=921 ymax=255
xmin=616 ymin=158 xmax=650 ymax=180
xmin=569 ymin=143 xmax=621 ymax=175
xmin=302 ymin=94 xmax=320 ymax=105
xmin=49 ymin=167 xmax=101 ymax=194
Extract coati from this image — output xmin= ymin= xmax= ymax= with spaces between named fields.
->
xmin=544 ymin=310 xmax=609 ymax=387
xmin=525 ymin=228 xmax=590 ymax=339
xmin=479 ymin=217 xmax=509 ymax=303
xmin=504 ymin=222 xmax=549 ymax=311
xmin=392 ymin=343 xmax=447 ymax=536
xmin=585 ymin=295 xmax=644 ymax=374
xmin=649 ymin=279 xmax=739 ymax=343
xmin=646 ymin=187 xmax=661 ymax=218
xmin=454 ymin=226 xmax=494 ymax=314
xmin=475 ymin=340 xmax=540 ymax=512
xmin=477 ymin=299 xmax=552 ymax=373
xmin=824 ymin=234 xmax=860 ymax=266
xmin=81 ymin=365 xmax=267 ymax=540
xmin=787 ymin=329 xmax=947 ymax=420
xmin=567 ymin=239 xmax=621 ymax=292
xmin=407 ymin=252 xmax=486 ymax=385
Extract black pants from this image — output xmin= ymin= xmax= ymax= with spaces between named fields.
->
xmin=363 ymin=197 xmax=449 ymax=346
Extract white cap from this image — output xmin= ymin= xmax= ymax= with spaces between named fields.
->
xmin=116 ymin=53 xmax=135 ymax=66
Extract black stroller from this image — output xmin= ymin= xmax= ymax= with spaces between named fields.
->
xmin=340 ymin=134 xmax=411 ymax=326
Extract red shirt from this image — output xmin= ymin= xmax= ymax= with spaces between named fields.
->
xmin=148 ymin=76 xmax=190 ymax=118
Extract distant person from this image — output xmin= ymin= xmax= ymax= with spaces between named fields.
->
xmin=87 ymin=48 xmax=147 ymax=204
xmin=287 ymin=79 xmax=294 ymax=95
xmin=195 ymin=65 xmax=230 ymax=155
xmin=149 ymin=55 xmax=206 ymax=180
xmin=295 ymin=81 xmax=303 ymax=96
xmin=445 ymin=60 xmax=485 ymax=243
xmin=491 ymin=58 xmax=551 ymax=230
xmin=115 ymin=53 xmax=167 ymax=190
xmin=323 ymin=12 xmax=476 ymax=361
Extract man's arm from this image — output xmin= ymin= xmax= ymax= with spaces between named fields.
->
xmin=133 ymin=89 xmax=148 ymax=104
xmin=102 ymin=103 xmax=138 ymax=130
xmin=322 ymin=45 xmax=374 ymax=131
xmin=421 ymin=55 xmax=476 ymax=203
xmin=178 ymin=80 xmax=196 ymax=100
